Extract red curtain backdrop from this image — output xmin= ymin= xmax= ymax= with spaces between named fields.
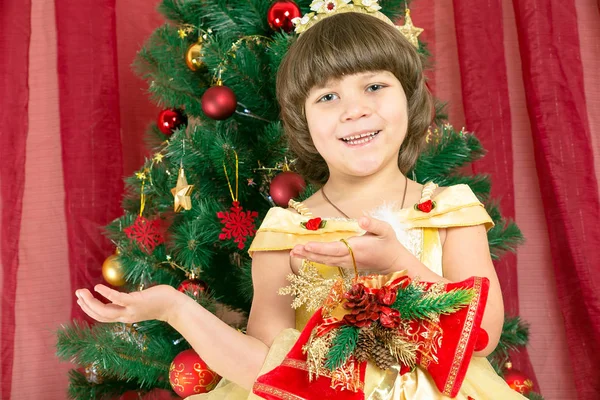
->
xmin=1 ymin=0 xmax=598 ymax=399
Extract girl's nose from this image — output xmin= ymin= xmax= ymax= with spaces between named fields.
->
xmin=340 ymin=98 xmax=373 ymax=121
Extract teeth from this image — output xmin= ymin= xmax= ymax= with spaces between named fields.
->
xmin=342 ymin=131 xmax=379 ymax=143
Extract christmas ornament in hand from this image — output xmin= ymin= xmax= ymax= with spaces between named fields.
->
xmin=157 ymin=108 xmax=187 ymax=135
xmin=169 ymin=349 xmax=221 ymax=397
xmin=201 ymin=80 xmax=237 ymax=120
xmin=267 ymin=0 xmax=301 ymax=33
xmin=503 ymin=362 xmax=533 ymax=395
xmin=102 ymin=250 xmax=126 ymax=287
xmin=269 ymin=171 xmax=306 ymax=207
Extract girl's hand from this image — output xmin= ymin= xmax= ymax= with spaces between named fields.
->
xmin=75 ymin=284 xmax=183 ymax=324
xmin=290 ymin=216 xmax=408 ymax=275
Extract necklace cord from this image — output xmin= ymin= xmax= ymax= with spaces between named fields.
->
xmin=321 ymin=175 xmax=408 ymax=218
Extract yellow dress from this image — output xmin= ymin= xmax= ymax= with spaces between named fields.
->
xmin=188 ymin=182 xmax=527 ymax=400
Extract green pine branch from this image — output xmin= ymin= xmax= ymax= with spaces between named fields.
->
xmin=325 ymin=325 xmax=360 ymax=371
xmin=133 ymin=24 xmax=207 ymax=114
xmin=66 ymin=369 xmax=143 ymax=400
xmin=487 ymin=316 xmax=530 ymax=373
xmin=378 ymin=0 xmax=408 ymax=21
xmin=56 ymin=321 xmax=183 ymax=389
xmin=393 ymin=285 xmax=474 ymax=320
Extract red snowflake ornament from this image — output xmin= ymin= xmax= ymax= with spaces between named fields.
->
xmin=124 ymin=216 xmax=164 ymax=254
xmin=217 ymin=201 xmax=258 ymax=249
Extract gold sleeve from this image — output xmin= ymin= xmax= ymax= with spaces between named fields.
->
xmin=247 ymin=207 xmax=365 ymax=257
xmin=406 ymin=184 xmax=495 ymax=232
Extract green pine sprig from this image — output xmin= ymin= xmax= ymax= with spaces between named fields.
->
xmin=392 ymin=284 xmax=474 ymax=320
xmin=66 ymin=369 xmax=143 ymax=400
xmin=324 ymin=325 xmax=360 ymax=371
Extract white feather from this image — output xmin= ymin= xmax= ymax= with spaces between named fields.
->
xmin=368 ymin=202 xmax=412 ymax=249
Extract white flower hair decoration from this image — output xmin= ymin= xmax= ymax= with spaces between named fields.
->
xmin=291 ymin=0 xmax=423 ymax=48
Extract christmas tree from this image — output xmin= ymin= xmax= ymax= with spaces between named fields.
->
xmin=56 ymin=0 xmax=541 ymax=399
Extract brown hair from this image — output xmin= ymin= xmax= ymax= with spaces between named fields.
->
xmin=276 ymin=12 xmax=433 ymax=184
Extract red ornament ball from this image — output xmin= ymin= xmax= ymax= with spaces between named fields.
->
xmin=267 ymin=0 xmax=302 ymax=33
xmin=169 ymin=349 xmax=221 ymax=398
xmin=503 ymin=362 xmax=534 ymax=395
xmin=157 ymin=108 xmax=187 ymax=135
xmin=201 ymin=85 xmax=237 ymax=120
xmin=177 ymin=279 xmax=209 ymax=297
xmin=269 ymin=171 xmax=306 ymax=207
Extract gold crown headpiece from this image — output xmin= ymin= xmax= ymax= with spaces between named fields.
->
xmin=292 ymin=0 xmax=423 ymax=48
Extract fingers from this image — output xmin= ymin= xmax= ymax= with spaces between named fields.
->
xmin=300 ymin=241 xmax=348 ymax=257
xmin=359 ymin=216 xmax=391 ymax=237
xmin=77 ymin=297 xmax=113 ymax=323
xmin=76 ymin=288 xmax=127 ymax=322
xmin=94 ymin=284 xmax=129 ymax=306
xmin=290 ymin=244 xmax=349 ymax=269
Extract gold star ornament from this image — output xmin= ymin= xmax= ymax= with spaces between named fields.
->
xmin=171 ymin=167 xmax=194 ymax=212
xmin=398 ymin=9 xmax=423 ymax=48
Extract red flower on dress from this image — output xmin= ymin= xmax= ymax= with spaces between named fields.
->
xmin=416 ymin=199 xmax=435 ymax=213
xmin=302 ymin=217 xmax=326 ymax=231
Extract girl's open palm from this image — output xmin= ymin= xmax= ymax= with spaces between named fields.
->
xmin=75 ymin=284 xmax=180 ymax=324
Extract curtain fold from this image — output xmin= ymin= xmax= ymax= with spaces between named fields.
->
xmin=452 ymin=0 xmax=539 ymax=390
xmin=0 ymin=1 xmax=32 ymax=399
xmin=54 ymin=0 xmax=124 ymax=320
xmin=512 ymin=0 xmax=600 ymax=398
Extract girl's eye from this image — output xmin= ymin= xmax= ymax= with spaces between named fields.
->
xmin=367 ymin=84 xmax=385 ymax=92
xmin=317 ymin=93 xmax=338 ymax=103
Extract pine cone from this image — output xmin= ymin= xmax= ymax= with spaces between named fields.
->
xmin=343 ymin=302 xmax=380 ymax=327
xmin=343 ymin=283 xmax=380 ymax=327
xmin=372 ymin=341 xmax=396 ymax=371
xmin=344 ymin=283 xmax=371 ymax=309
xmin=355 ymin=329 xmax=376 ymax=363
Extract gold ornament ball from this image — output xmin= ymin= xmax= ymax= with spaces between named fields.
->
xmin=102 ymin=254 xmax=126 ymax=286
xmin=185 ymin=42 xmax=204 ymax=71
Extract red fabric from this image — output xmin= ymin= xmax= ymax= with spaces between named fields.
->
xmin=0 ymin=1 xmax=31 ymax=398
xmin=54 ymin=0 xmax=124 ymax=320
xmin=512 ymin=1 xmax=600 ymax=398
xmin=253 ymin=309 xmax=368 ymax=400
xmin=452 ymin=0 xmax=539 ymax=389
xmin=254 ymin=277 xmax=489 ymax=399
xmin=414 ymin=277 xmax=489 ymax=397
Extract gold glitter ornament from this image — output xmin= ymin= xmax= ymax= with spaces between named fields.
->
xmin=171 ymin=167 xmax=194 ymax=212
xmin=279 ymin=260 xmax=348 ymax=312
xmin=398 ymin=8 xmax=424 ymax=48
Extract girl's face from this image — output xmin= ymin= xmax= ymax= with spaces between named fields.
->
xmin=304 ymin=70 xmax=408 ymax=180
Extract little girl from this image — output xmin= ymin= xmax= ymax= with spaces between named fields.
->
xmin=76 ymin=5 xmax=527 ymax=400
